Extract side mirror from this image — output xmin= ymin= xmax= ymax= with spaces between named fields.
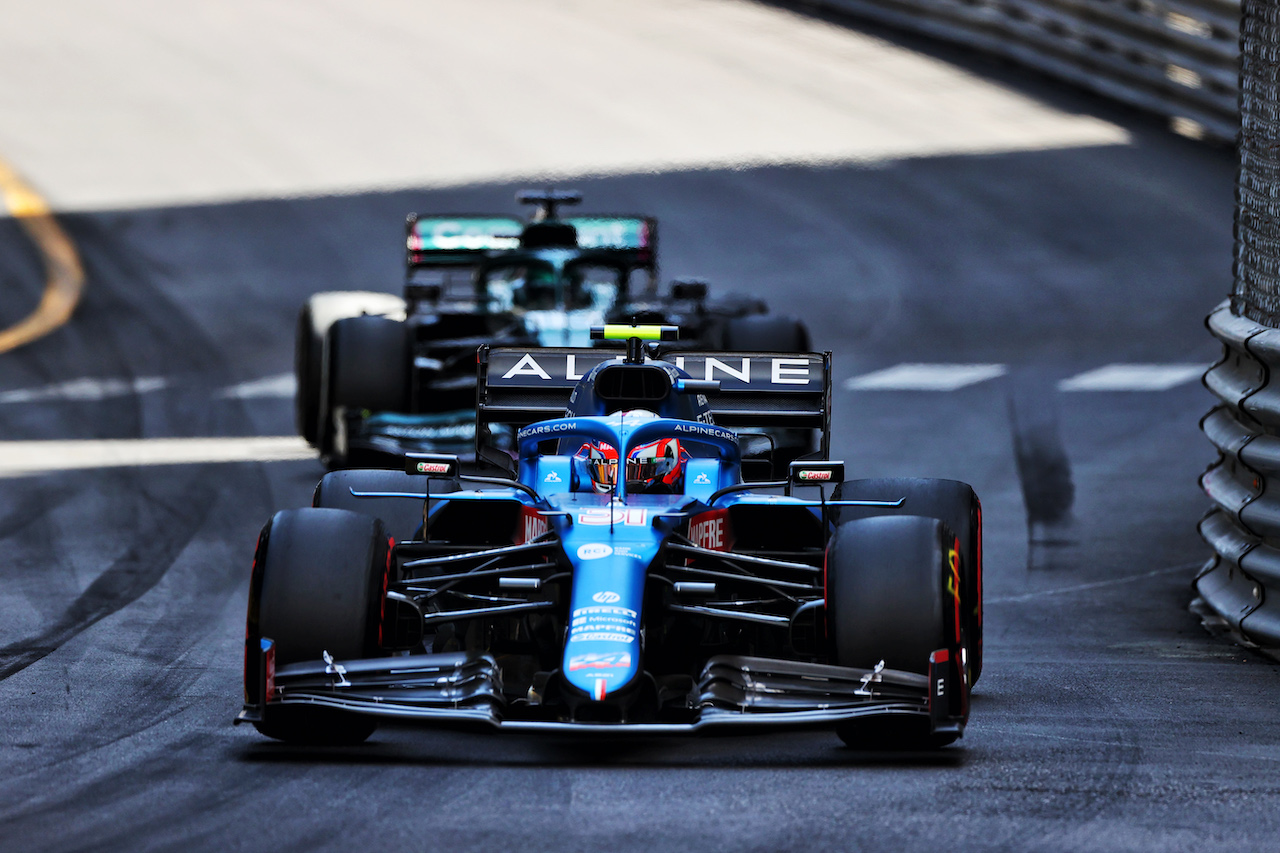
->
xmin=671 ymin=278 xmax=708 ymax=301
xmin=405 ymin=453 xmax=460 ymax=478
xmin=787 ymin=460 xmax=845 ymax=495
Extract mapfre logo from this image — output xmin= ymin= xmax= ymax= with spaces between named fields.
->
xmin=798 ymin=470 xmax=833 ymax=481
xmin=592 ymin=590 xmax=622 ymax=603
xmin=515 ymin=506 xmax=548 ymax=545
xmin=687 ymin=509 xmax=732 ymax=552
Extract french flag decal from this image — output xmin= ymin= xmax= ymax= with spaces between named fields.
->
xmin=594 ymin=679 xmax=608 ymax=701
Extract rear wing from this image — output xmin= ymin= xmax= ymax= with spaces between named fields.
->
xmin=476 ymin=346 xmax=832 ymax=458
xmin=405 ymin=216 xmax=523 ymax=268
xmin=405 ymin=214 xmax=657 ymax=270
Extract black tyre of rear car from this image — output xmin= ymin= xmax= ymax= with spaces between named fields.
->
xmin=826 ymin=515 xmax=958 ymax=749
xmin=833 ymin=477 xmax=983 ymax=684
xmin=721 ymin=313 xmax=810 ymax=352
xmin=322 ymin=315 xmax=409 ymax=466
xmin=249 ymin=507 xmax=391 ymax=745
xmin=313 ymin=468 xmax=458 ymax=542
xmin=295 ymin=303 xmax=324 ymax=446
xmin=329 ymin=314 xmax=409 ymax=414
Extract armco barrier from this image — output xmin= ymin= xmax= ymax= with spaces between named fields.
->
xmin=776 ymin=0 xmax=1240 ymax=142
xmin=1198 ymin=299 xmax=1280 ymax=655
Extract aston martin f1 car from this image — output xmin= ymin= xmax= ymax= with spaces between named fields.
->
xmin=294 ymin=190 xmax=810 ymax=469
xmin=240 ymin=326 xmax=982 ymax=749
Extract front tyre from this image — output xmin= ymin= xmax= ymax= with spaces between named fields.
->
xmin=322 ymin=314 xmax=409 ymax=466
xmin=832 ymin=478 xmax=982 ymax=683
xmin=247 ymin=507 xmax=392 ymax=745
xmin=296 ymin=291 xmax=406 ymax=446
xmin=825 ymin=515 xmax=962 ymax=749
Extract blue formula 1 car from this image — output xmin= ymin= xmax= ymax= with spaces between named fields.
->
xmin=238 ymin=326 xmax=982 ymax=749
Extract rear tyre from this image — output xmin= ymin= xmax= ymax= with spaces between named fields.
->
xmin=249 ymin=508 xmax=391 ymax=745
xmin=826 ymin=515 xmax=960 ymax=749
xmin=833 ymin=477 xmax=983 ymax=684
xmin=313 ymin=468 xmax=458 ymax=542
xmin=722 ymin=313 xmax=810 ymax=352
xmin=723 ymin=315 xmax=813 ymax=474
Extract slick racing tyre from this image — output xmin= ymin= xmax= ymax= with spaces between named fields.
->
xmin=248 ymin=507 xmax=392 ymax=745
xmin=825 ymin=515 xmax=961 ymax=749
xmin=313 ymin=468 xmax=458 ymax=542
xmin=328 ymin=314 xmax=409 ymax=413
xmin=722 ymin=313 xmax=810 ymax=352
xmin=296 ymin=292 xmax=406 ymax=446
xmin=831 ymin=478 xmax=983 ymax=684
xmin=322 ymin=314 xmax=409 ymax=465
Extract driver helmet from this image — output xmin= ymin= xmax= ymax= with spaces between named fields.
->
xmin=626 ymin=436 xmax=686 ymax=494
xmin=575 ymin=410 xmax=688 ymax=494
xmin=513 ymin=265 xmax=559 ymax=310
xmin=579 ymin=441 xmax=619 ymax=494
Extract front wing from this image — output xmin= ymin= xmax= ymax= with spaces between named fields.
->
xmin=236 ymin=644 xmax=966 ymax=738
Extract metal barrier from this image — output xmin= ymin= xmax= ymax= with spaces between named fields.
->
xmin=1198 ymin=299 xmax=1280 ymax=655
xmin=776 ymin=0 xmax=1240 ymax=142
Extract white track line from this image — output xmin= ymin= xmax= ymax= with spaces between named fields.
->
xmin=844 ymin=364 xmax=1007 ymax=391
xmin=0 ymin=373 xmax=298 ymax=403
xmin=0 ymin=437 xmax=312 ymax=478
xmin=1058 ymin=364 xmax=1205 ymax=391
xmin=0 ymin=376 xmax=166 ymax=403
xmin=218 ymin=373 xmax=296 ymax=399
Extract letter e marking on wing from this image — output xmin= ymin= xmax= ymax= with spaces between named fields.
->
xmin=771 ymin=358 xmax=810 ymax=385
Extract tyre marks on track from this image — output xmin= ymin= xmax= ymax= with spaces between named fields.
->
xmin=0 ymin=478 xmax=216 ymax=681
xmin=0 ymin=212 xmax=252 ymax=683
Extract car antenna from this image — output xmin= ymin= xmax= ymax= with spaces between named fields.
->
xmin=516 ymin=188 xmax=582 ymax=222
xmin=589 ymin=324 xmax=679 ymax=365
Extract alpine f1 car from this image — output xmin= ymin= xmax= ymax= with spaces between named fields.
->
xmin=294 ymin=190 xmax=811 ymax=468
xmin=240 ymin=326 xmax=982 ymax=749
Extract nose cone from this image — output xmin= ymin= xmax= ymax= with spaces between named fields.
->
xmin=562 ymin=551 xmax=645 ymax=701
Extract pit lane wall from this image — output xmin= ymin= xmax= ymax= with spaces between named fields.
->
xmin=773 ymin=0 xmax=1240 ymax=142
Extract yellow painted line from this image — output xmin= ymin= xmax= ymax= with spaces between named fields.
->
xmin=0 ymin=157 xmax=85 ymax=353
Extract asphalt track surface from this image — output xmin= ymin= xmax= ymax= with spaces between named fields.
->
xmin=0 ymin=3 xmax=1276 ymax=852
